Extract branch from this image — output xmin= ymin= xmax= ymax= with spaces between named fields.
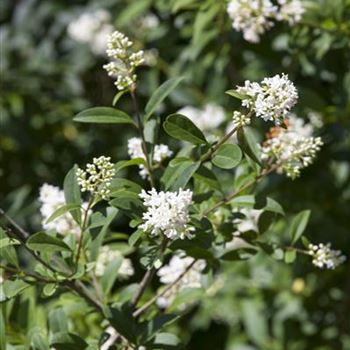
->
xmin=130 ymin=239 xmax=168 ymax=308
xmin=203 ymin=164 xmax=279 ymax=216
xmin=0 ymin=209 xmax=104 ymax=314
xmin=133 ymin=259 xmax=197 ymax=318
xmin=200 ymin=125 xmax=240 ymax=163
xmin=0 ymin=264 xmax=56 ymax=283
xmin=75 ymin=197 xmax=93 ymax=266
xmin=130 ymin=91 xmax=155 ymax=188
xmin=130 ymin=268 xmax=156 ymax=308
xmin=0 ymin=208 xmax=29 ymax=239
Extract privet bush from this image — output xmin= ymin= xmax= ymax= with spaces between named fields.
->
xmin=1 ymin=1 xmax=349 ymax=350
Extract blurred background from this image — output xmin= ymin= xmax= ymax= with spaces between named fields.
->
xmin=1 ymin=0 xmax=350 ymax=349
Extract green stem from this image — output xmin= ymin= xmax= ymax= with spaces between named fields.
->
xmin=133 ymin=259 xmax=196 ymax=318
xmin=75 ymin=197 xmax=94 ymax=266
xmin=203 ymin=164 xmax=279 ymax=216
xmin=200 ymin=125 xmax=240 ymax=163
xmin=130 ymin=91 xmax=156 ymax=188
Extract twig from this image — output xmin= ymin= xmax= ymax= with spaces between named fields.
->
xmin=130 ymin=239 xmax=168 ymax=308
xmin=130 ymin=91 xmax=155 ymax=188
xmin=0 ymin=264 xmax=56 ymax=283
xmin=75 ymin=197 xmax=93 ymax=266
xmin=200 ymin=125 xmax=240 ymax=163
xmin=0 ymin=210 xmax=104 ymax=313
xmin=133 ymin=260 xmax=197 ymax=318
xmin=0 ymin=208 xmax=29 ymax=239
xmin=130 ymin=268 xmax=156 ymax=308
xmin=203 ymin=164 xmax=279 ymax=216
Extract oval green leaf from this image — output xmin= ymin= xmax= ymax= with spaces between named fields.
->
xmin=144 ymin=77 xmax=184 ymax=121
xmin=212 ymin=144 xmax=242 ymax=169
xmin=163 ymin=114 xmax=207 ymax=145
xmin=74 ymin=107 xmax=135 ymax=125
xmin=27 ymin=232 xmax=72 ymax=252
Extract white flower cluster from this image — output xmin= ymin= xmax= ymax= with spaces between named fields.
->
xmin=236 ymin=73 xmax=298 ymax=124
xmin=127 ymin=137 xmax=172 ymax=179
xmin=95 ymin=245 xmax=134 ymax=278
xmin=177 ymin=104 xmax=226 ymax=132
xmin=76 ymin=156 xmax=115 ymax=199
xmin=227 ymin=0 xmax=304 ymax=43
xmin=232 ymin=111 xmax=251 ymax=129
xmin=261 ymin=115 xmax=323 ymax=178
xmin=156 ymin=255 xmax=205 ymax=308
xmin=103 ymin=31 xmax=144 ymax=91
xmin=67 ymin=9 xmax=113 ymax=55
xmin=39 ymin=184 xmax=86 ymax=236
xmin=139 ymin=188 xmax=195 ymax=240
xmin=308 ymin=243 xmax=346 ymax=269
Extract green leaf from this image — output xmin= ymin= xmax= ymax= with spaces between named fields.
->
xmin=285 ymin=250 xmax=297 ymax=264
xmin=241 ymin=299 xmax=268 ymax=346
xmin=43 ymin=283 xmax=58 ymax=297
xmin=237 ymin=128 xmax=261 ymax=165
xmin=27 ymin=232 xmax=72 ymax=253
xmin=212 ymin=144 xmax=242 ymax=169
xmin=193 ymin=165 xmax=221 ymax=191
xmin=289 ymin=210 xmax=311 ymax=244
xmin=109 ymin=191 xmax=144 ymax=219
xmin=163 ymin=114 xmax=207 ymax=145
xmin=128 ymin=229 xmax=143 ymax=247
xmin=108 ymin=305 xmax=138 ymax=343
xmin=31 ymin=332 xmax=50 ymax=350
xmin=74 ymin=107 xmax=135 ymax=125
xmin=0 ymin=228 xmax=19 ymax=267
xmin=45 ymin=204 xmax=81 ymax=225
xmin=192 ymin=4 xmax=220 ymax=45
xmin=0 ymin=237 xmax=20 ymax=249
xmin=230 ymin=195 xmax=284 ymax=216
xmin=220 ymin=248 xmax=257 ymax=261
xmin=161 ymin=159 xmax=200 ymax=190
xmin=114 ymin=158 xmax=145 ymax=174
xmin=49 ymin=308 xmax=68 ymax=333
xmin=64 ymin=165 xmax=82 ymax=225
xmin=147 ymin=315 xmax=179 ymax=339
xmin=0 ymin=311 xmax=6 ymax=350
xmin=101 ymin=255 xmax=123 ymax=296
xmin=153 ymin=333 xmax=180 ymax=348
xmin=3 ymin=279 xmax=30 ymax=299
xmin=112 ymin=90 xmax=127 ymax=106
xmin=50 ymin=332 xmax=88 ymax=350
xmin=144 ymin=77 xmax=184 ymax=121
xmin=225 ymin=89 xmax=247 ymax=100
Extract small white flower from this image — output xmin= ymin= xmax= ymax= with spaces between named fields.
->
xmin=178 ymin=103 xmax=226 ymax=132
xmin=236 ymin=73 xmax=298 ymax=124
xmin=308 ymin=243 xmax=346 ymax=269
xmin=95 ymin=245 xmax=134 ymax=278
xmin=103 ymin=31 xmax=144 ymax=91
xmin=261 ymin=115 xmax=323 ymax=178
xmin=67 ymin=9 xmax=113 ymax=55
xmin=156 ymin=255 xmax=205 ymax=308
xmin=127 ymin=137 xmax=172 ymax=179
xmin=139 ymin=188 xmax=194 ymax=240
xmin=39 ymin=184 xmax=87 ymax=237
xmin=76 ymin=156 xmax=115 ymax=199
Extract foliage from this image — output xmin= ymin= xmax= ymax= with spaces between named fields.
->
xmin=1 ymin=0 xmax=350 ymax=350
